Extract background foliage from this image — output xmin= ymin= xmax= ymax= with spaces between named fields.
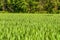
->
xmin=0 ymin=0 xmax=60 ymax=13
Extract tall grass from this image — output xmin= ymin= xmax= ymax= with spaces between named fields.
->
xmin=0 ymin=14 xmax=60 ymax=40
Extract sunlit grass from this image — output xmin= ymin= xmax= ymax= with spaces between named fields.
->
xmin=0 ymin=14 xmax=60 ymax=40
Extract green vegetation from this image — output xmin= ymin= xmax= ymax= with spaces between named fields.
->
xmin=0 ymin=0 xmax=60 ymax=13
xmin=0 ymin=14 xmax=60 ymax=40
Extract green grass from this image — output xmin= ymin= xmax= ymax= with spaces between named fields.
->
xmin=0 ymin=14 xmax=60 ymax=40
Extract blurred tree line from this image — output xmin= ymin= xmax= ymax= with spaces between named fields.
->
xmin=0 ymin=0 xmax=60 ymax=13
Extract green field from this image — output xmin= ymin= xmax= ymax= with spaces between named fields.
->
xmin=0 ymin=14 xmax=60 ymax=40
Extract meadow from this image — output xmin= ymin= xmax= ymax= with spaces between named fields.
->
xmin=0 ymin=13 xmax=60 ymax=40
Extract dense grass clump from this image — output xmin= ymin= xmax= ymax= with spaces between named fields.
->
xmin=0 ymin=14 xmax=60 ymax=40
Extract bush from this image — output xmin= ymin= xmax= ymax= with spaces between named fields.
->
xmin=0 ymin=0 xmax=60 ymax=13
